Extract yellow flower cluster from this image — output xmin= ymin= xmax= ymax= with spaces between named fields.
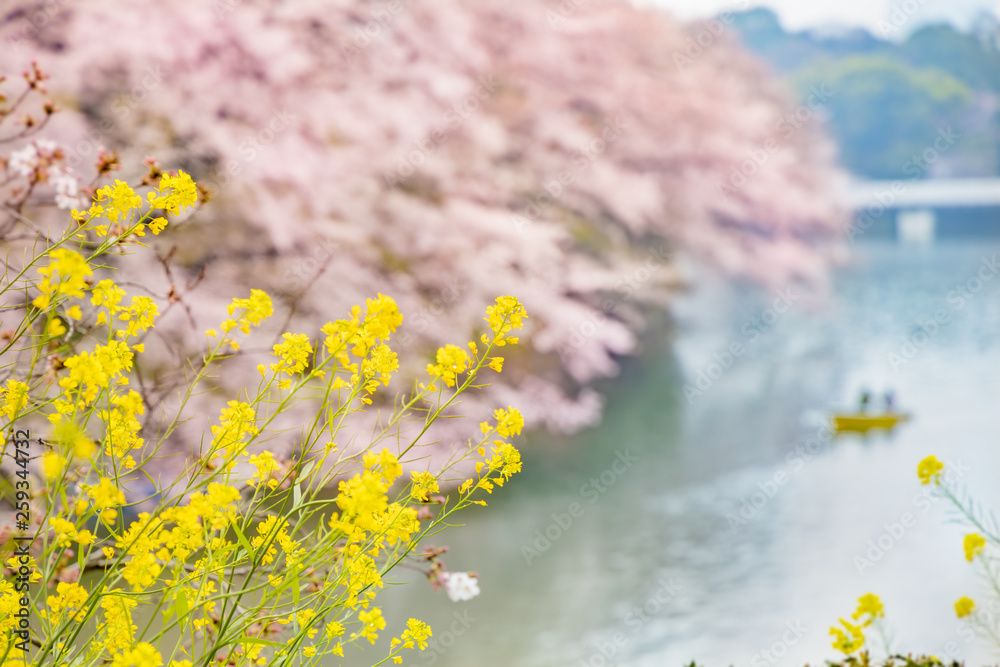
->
xmin=100 ymin=594 xmax=139 ymax=652
xmin=32 ymin=248 xmax=93 ymax=310
xmin=109 ymin=642 xmax=162 ymax=667
xmin=830 ymin=593 xmax=883 ymax=655
xmin=57 ymin=340 xmax=134 ymax=406
xmin=917 ymin=455 xmax=944 ymax=485
xmin=391 ymin=618 xmax=433 ymax=660
xmin=115 ymin=295 xmax=158 ymax=341
xmin=426 ymin=344 xmax=469 ymax=388
xmin=964 ymin=533 xmax=986 ymax=562
xmin=5 ymin=165 xmax=528 ymax=667
xmin=1 ymin=379 xmax=28 ymax=421
xmin=955 ymin=596 xmax=976 ymax=618
xmin=270 ymin=332 xmax=314 ymax=376
xmin=209 ymin=400 xmax=259 ymax=468
xmin=320 ymin=292 xmax=403 ymax=396
xmin=492 ymin=407 xmax=525 ymax=438
xmin=49 ymin=516 xmax=95 ymax=547
xmin=410 ymin=471 xmax=439 ymax=502
xmin=95 ymin=180 xmax=142 ymax=224
xmin=248 ymin=450 xmax=280 ymax=489
xmin=484 ymin=295 xmax=528 ymax=344
xmin=40 ymin=581 xmax=89 ymax=627
xmin=146 ymin=170 xmax=198 ymax=216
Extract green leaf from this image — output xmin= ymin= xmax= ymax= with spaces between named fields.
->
xmin=173 ymin=589 xmax=188 ymax=620
xmin=232 ymin=520 xmax=254 ymax=561
xmin=239 ymin=637 xmax=284 ymax=647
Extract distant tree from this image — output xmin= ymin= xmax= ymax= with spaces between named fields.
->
xmin=901 ymin=24 xmax=1000 ymax=93
xmin=730 ymin=10 xmax=1000 ymax=178
xmin=792 ymin=56 xmax=973 ymax=178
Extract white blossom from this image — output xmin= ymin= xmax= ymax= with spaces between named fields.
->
xmin=52 ymin=170 xmax=83 ymax=210
xmin=8 ymin=144 xmax=37 ymax=177
xmin=443 ymin=572 xmax=479 ymax=602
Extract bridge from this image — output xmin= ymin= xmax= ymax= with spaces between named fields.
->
xmin=843 ymin=178 xmax=1000 ymax=242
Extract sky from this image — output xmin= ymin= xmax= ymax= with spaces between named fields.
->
xmin=640 ymin=0 xmax=999 ymax=33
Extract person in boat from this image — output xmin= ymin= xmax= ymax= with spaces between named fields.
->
xmin=884 ymin=390 xmax=895 ymax=413
xmin=859 ymin=390 xmax=870 ymax=413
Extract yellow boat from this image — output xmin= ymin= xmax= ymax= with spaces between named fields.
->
xmin=833 ymin=412 xmax=910 ymax=433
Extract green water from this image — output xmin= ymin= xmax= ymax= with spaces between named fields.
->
xmin=348 ymin=241 xmax=1000 ymax=666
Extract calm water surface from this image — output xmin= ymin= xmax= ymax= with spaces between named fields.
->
xmin=345 ymin=240 xmax=1000 ymax=667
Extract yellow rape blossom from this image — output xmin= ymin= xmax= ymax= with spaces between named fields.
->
xmin=146 ymin=170 xmax=197 ymax=216
xmin=852 ymin=593 xmax=884 ymax=626
xmin=271 ymin=332 xmax=313 ymax=375
xmin=227 ymin=289 xmax=273 ymax=334
xmin=210 ymin=401 xmax=259 ymax=466
xmin=52 ymin=417 xmax=97 ymax=460
xmin=33 ymin=248 xmax=93 ymax=309
xmin=41 ymin=450 xmax=67 ymax=479
xmin=483 ymin=295 xmax=527 ymax=344
xmin=91 ymin=278 xmax=126 ymax=312
xmin=99 ymin=594 xmax=138 ymax=652
xmin=394 ymin=618 xmax=433 ymax=651
xmin=964 ymin=533 xmax=986 ymax=562
xmin=493 ymin=407 xmax=524 ymax=438
xmin=40 ymin=581 xmax=89 ymax=627
xmin=362 ymin=342 xmax=398 ymax=388
xmin=955 ymin=596 xmax=976 ymax=618
xmin=110 ymin=642 xmax=162 ymax=667
xmin=426 ymin=344 xmax=469 ymax=387
xmin=95 ymin=179 xmax=141 ymax=224
xmin=86 ymin=477 xmax=127 ymax=509
xmin=248 ymin=451 xmax=280 ymax=489
xmin=148 ymin=217 xmax=168 ymax=234
xmin=917 ymin=455 xmax=944 ymax=485
xmin=830 ymin=617 xmax=865 ymax=654
xmin=410 ymin=471 xmax=439 ymax=502
xmin=363 ymin=448 xmax=402 ymax=485
xmin=116 ymin=296 xmax=158 ymax=340
xmin=356 ymin=607 xmax=386 ymax=644
xmin=1 ymin=379 xmax=29 ymax=421
xmin=59 ymin=340 xmax=134 ymax=405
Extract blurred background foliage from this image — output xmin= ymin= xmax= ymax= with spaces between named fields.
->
xmin=731 ymin=8 xmax=1000 ymax=178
